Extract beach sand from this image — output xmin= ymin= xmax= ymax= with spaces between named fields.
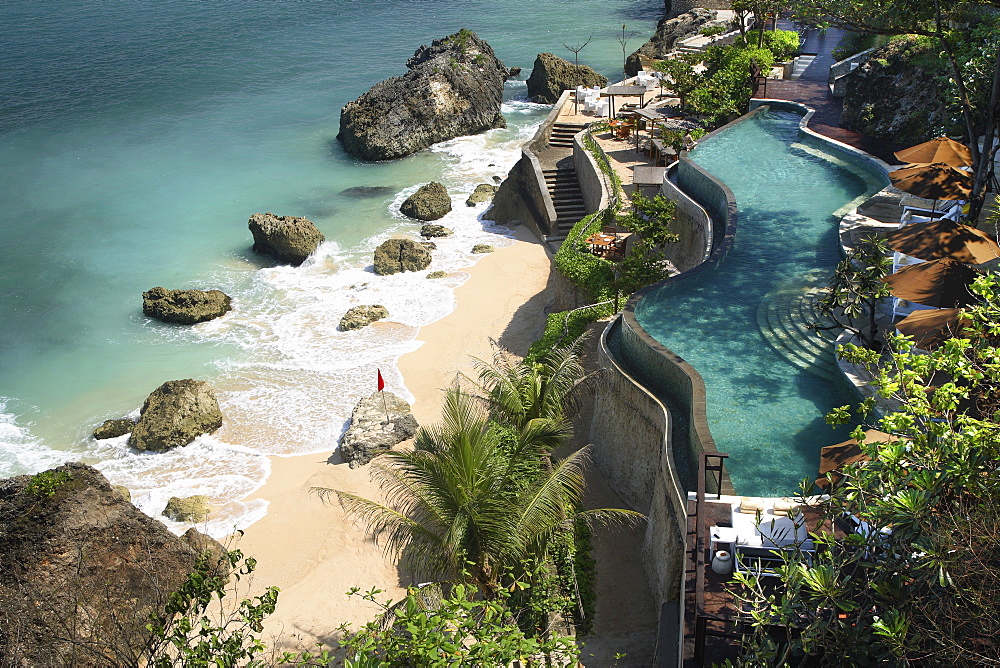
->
xmin=233 ymin=226 xmax=555 ymax=652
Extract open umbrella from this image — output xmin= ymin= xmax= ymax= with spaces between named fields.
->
xmin=887 ymin=218 xmax=1000 ymax=264
xmin=816 ymin=430 xmax=896 ymax=490
xmin=895 ymin=308 xmax=968 ymax=350
xmin=882 ymin=258 xmax=978 ymax=308
xmin=889 ymin=162 xmax=973 ymax=202
xmin=894 ymin=136 xmax=973 ymax=168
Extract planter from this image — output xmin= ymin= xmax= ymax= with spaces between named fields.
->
xmin=712 ymin=549 xmax=734 ymax=575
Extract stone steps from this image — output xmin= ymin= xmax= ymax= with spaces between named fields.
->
xmin=542 ymin=168 xmax=586 ymax=237
xmin=549 ymin=122 xmax=587 ymax=149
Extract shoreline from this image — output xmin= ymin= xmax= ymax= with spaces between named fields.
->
xmin=233 ymin=225 xmax=554 ymax=650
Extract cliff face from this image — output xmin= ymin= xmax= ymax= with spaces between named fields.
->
xmin=338 ymin=29 xmax=508 ymax=161
xmin=0 ymin=463 xmax=221 ymax=665
xmin=625 ymin=8 xmax=719 ymax=75
xmin=841 ymin=37 xmax=946 ymax=144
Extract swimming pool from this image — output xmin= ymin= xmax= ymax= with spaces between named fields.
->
xmin=632 ymin=107 xmax=888 ymax=496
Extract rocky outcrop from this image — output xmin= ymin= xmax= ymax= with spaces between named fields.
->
xmin=420 ymin=224 xmax=453 ymax=238
xmin=472 ymin=244 xmax=495 ymax=254
xmin=339 ymin=392 xmax=419 ymax=467
xmin=0 ymin=463 xmax=223 ymax=666
xmin=340 ymin=305 xmax=389 ymax=331
xmin=466 ymin=183 xmax=500 ymax=206
xmin=841 ymin=37 xmax=945 ymax=144
xmin=338 ymin=29 xmax=508 ymax=161
xmin=142 ymin=287 xmax=232 ymax=325
xmin=626 ymin=8 xmax=718 ymax=75
xmin=94 ymin=418 xmax=134 ymax=440
xmin=373 ymin=238 xmax=432 ymax=275
xmin=400 ymin=182 xmax=452 ymax=221
xmin=248 ymin=212 xmax=324 ymax=265
xmin=427 ymin=271 xmax=448 ymax=279
xmin=128 ymin=380 xmax=223 ymax=452
xmin=340 ymin=185 xmax=394 ymax=198
xmin=163 ymin=495 xmax=210 ymax=523
xmin=526 ymin=53 xmax=608 ymax=104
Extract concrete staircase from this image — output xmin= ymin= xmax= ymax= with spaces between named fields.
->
xmin=543 ymin=168 xmax=587 ymax=239
xmin=789 ymin=54 xmax=817 ymax=79
xmin=755 ymin=270 xmax=841 ymax=380
xmin=548 ymin=122 xmax=586 ymax=149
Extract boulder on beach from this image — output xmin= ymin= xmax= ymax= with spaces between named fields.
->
xmin=400 ymin=182 xmax=452 ymax=221
xmin=0 ymin=463 xmax=223 ymax=666
xmin=373 ymin=238 xmax=432 ymax=275
xmin=338 ymin=29 xmax=509 ymax=161
xmin=162 ymin=495 xmax=210 ymax=523
xmin=93 ymin=418 xmax=135 ymax=440
xmin=340 ymin=391 xmax=419 ymax=467
xmin=472 ymin=244 xmax=495 ymax=254
xmin=420 ymin=224 xmax=453 ymax=238
xmin=340 ymin=304 xmax=389 ymax=331
xmin=142 ymin=286 xmax=232 ymax=325
xmin=526 ymin=53 xmax=608 ymax=104
xmin=466 ymin=183 xmax=499 ymax=206
xmin=248 ymin=212 xmax=324 ymax=265
xmin=427 ymin=270 xmax=448 ymax=279
xmin=128 ymin=380 xmax=223 ymax=452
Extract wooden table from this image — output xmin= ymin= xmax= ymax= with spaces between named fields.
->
xmin=633 ymin=166 xmax=668 ymax=187
xmin=584 ymin=232 xmax=624 ymax=258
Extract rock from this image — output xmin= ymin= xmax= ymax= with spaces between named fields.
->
xmin=142 ymin=286 xmax=232 ymax=325
xmin=338 ymin=29 xmax=509 ymax=161
xmin=163 ymin=495 xmax=209 ymax=523
xmin=472 ymin=244 xmax=495 ymax=254
xmin=93 ymin=418 xmax=134 ymax=440
xmin=525 ymin=53 xmax=608 ymax=104
xmin=841 ymin=37 xmax=944 ymax=144
xmin=128 ymin=380 xmax=223 ymax=452
xmin=493 ymin=175 xmax=503 ymax=184
xmin=625 ymin=8 xmax=718 ymax=75
xmin=420 ymin=224 xmax=453 ymax=238
xmin=373 ymin=238 xmax=432 ymax=275
xmin=400 ymin=182 xmax=452 ymax=221
xmin=340 ymin=185 xmax=394 ymax=198
xmin=507 ymin=66 xmax=522 ymax=79
xmin=427 ymin=270 xmax=448 ymax=279
xmin=340 ymin=304 xmax=389 ymax=331
xmin=466 ymin=183 xmax=500 ymax=206
xmin=339 ymin=392 xmax=419 ymax=467
xmin=112 ymin=485 xmax=131 ymax=502
xmin=0 ymin=463 xmax=223 ymax=665
xmin=420 ymin=241 xmax=437 ymax=251
xmin=248 ymin=212 xmax=324 ymax=265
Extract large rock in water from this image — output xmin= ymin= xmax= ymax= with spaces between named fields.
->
xmin=338 ymin=29 xmax=508 ymax=161
xmin=841 ymin=37 xmax=945 ymax=144
xmin=128 ymin=380 xmax=223 ymax=452
xmin=526 ymin=53 xmax=608 ymax=104
xmin=0 ymin=463 xmax=224 ymax=665
xmin=625 ymin=8 xmax=718 ymax=75
xmin=93 ymin=418 xmax=135 ymax=440
xmin=466 ymin=183 xmax=500 ymax=206
xmin=340 ymin=391 xmax=419 ymax=467
xmin=400 ymin=182 xmax=452 ymax=221
xmin=142 ymin=286 xmax=232 ymax=325
xmin=248 ymin=212 xmax=324 ymax=265
xmin=340 ymin=304 xmax=389 ymax=331
xmin=373 ymin=238 xmax=432 ymax=275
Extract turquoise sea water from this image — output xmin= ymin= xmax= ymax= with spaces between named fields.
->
xmin=635 ymin=109 xmax=888 ymax=496
xmin=0 ymin=0 xmax=662 ymax=534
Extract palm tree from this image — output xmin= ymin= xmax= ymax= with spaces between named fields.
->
xmin=317 ymin=388 xmax=642 ymax=597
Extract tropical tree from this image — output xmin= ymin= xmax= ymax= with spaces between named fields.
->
xmin=654 ymin=53 xmax=703 ymax=110
xmin=318 ymin=388 xmax=644 ymax=598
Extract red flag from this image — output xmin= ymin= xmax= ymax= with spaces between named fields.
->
xmin=377 ymin=369 xmax=385 ymax=392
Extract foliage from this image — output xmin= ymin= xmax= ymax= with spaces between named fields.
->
xmin=330 ymin=581 xmax=580 ymax=667
xmin=736 ymin=29 xmax=802 ymax=61
xmin=525 ymin=304 xmax=613 ymax=363
xmin=553 ymin=211 xmax=616 ymax=303
xmin=690 ymin=43 xmax=776 ymax=125
xmin=810 ymin=235 xmax=892 ymax=349
xmin=24 ymin=469 xmax=73 ymax=497
xmin=734 ymin=272 xmax=1000 ymax=666
xmin=610 ymin=192 xmax=680 ymax=298
xmin=831 ymin=31 xmax=878 ymax=62
xmin=653 ymin=53 xmax=703 ymax=111
xmin=144 ymin=548 xmax=279 ymax=667
xmin=701 ymin=24 xmax=728 ymax=37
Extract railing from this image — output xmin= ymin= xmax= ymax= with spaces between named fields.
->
xmin=828 ymin=48 xmax=874 ymax=98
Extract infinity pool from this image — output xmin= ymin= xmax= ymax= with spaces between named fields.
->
xmin=634 ymin=108 xmax=887 ymax=495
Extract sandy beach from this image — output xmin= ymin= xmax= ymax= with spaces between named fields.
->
xmin=233 ymin=226 xmax=555 ymax=651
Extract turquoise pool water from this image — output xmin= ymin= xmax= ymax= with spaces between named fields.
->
xmin=634 ymin=108 xmax=887 ymax=495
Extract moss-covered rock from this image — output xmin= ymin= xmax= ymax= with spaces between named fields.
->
xmin=162 ymin=495 xmax=209 ymax=523
xmin=128 ymin=380 xmax=223 ymax=452
xmin=142 ymin=287 xmax=232 ymax=325
xmin=339 ymin=305 xmax=389 ymax=331
xmin=248 ymin=212 xmax=324 ymax=265
xmin=465 ymin=183 xmax=500 ymax=206
xmin=420 ymin=224 xmax=453 ymax=238
xmin=93 ymin=419 xmax=135 ymax=440
xmin=400 ymin=182 xmax=452 ymax=221
xmin=472 ymin=244 xmax=495 ymax=254
xmin=427 ymin=270 xmax=448 ymax=279
xmin=373 ymin=238 xmax=432 ymax=275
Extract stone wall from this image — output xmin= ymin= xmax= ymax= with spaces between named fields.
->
xmin=659 ymin=177 xmax=713 ymax=273
xmin=667 ymin=0 xmax=732 ymax=19
xmin=573 ymin=132 xmax=612 ymax=215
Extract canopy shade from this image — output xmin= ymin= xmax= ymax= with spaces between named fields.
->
xmin=895 ymin=308 xmax=968 ymax=350
xmin=889 ymin=162 xmax=973 ymax=201
xmin=887 ymin=218 xmax=1000 ymax=264
xmin=816 ymin=430 xmax=897 ymax=489
xmin=882 ymin=258 xmax=978 ymax=308
xmin=894 ymin=136 xmax=973 ymax=168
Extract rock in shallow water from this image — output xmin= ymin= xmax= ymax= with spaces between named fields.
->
xmin=142 ymin=286 xmax=232 ymax=325
xmin=248 ymin=212 xmax=324 ymax=265
xmin=466 ymin=183 xmax=499 ymax=206
xmin=163 ymin=495 xmax=209 ymax=523
xmin=339 ymin=391 xmax=419 ymax=467
xmin=373 ymin=238 xmax=432 ymax=275
xmin=337 ymin=29 xmax=508 ymax=161
xmin=93 ymin=418 xmax=135 ymax=440
xmin=128 ymin=380 xmax=223 ymax=452
xmin=400 ymin=182 xmax=452 ymax=221
xmin=526 ymin=53 xmax=607 ymax=104
xmin=340 ymin=304 xmax=389 ymax=331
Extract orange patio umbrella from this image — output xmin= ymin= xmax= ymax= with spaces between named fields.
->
xmin=882 ymin=258 xmax=978 ymax=308
xmin=816 ymin=430 xmax=897 ymax=490
xmin=895 ymin=308 xmax=968 ymax=350
xmin=886 ymin=218 xmax=1000 ymax=264
xmin=894 ymin=136 xmax=973 ymax=168
xmin=889 ymin=162 xmax=973 ymax=202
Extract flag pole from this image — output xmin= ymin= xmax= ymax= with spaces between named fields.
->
xmin=377 ymin=369 xmax=390 ymax=425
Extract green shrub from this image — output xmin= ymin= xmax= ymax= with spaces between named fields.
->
xmin=525 ymin=304 xmax=613 ymax=363
xmin=701 ymin=24 xmax=727 ymax=37
xmin=25 ymin=470 xmax=73 ymax=498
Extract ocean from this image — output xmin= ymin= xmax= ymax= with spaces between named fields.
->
xmin=0 ymin=0 xmax=662 ymax=536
